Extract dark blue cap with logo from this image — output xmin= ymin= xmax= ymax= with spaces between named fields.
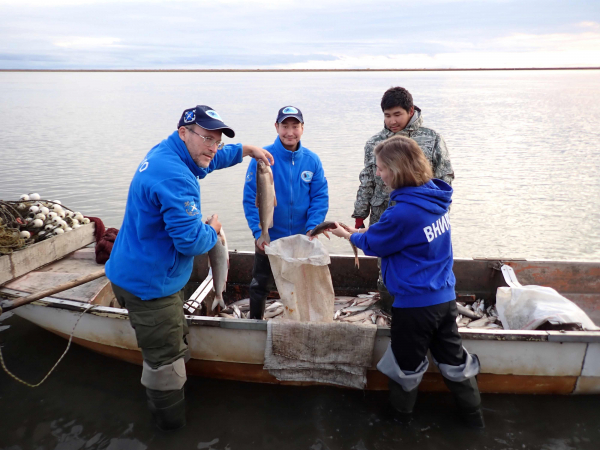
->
xmin=178 ymin=105 xmax=235 ymax=138
xmin=276 ymin=106 xmax=304 ymax=124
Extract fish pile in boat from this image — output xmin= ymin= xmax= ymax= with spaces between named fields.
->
xmin=212 ymin=295 xmax=504 ymax=329
xmin=0 ymin=193 xmax=90 ymax=254
xmin=218 ymin=298 xmax=281 ymax=320
xmin=333 ymin=293 xmax=390 ymax=325
xmin=456 ymin=299 xmax=503 ymax=329
xmin=214 ymin=292 xmax=392 ymax=326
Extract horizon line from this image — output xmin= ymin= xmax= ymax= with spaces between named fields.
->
xmin=1 ymin=67 xmax=599 ymax=73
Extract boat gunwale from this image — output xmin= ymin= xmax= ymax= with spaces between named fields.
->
xmin=10 ymin=295 xmax=600 ymax=343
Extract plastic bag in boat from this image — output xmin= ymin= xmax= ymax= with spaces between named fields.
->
xmin=496 ymin=265 xmax=600 ymax=331
xmin=264 ymin=235 xmax=334 ymax=323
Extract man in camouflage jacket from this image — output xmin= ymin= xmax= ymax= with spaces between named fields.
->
xmin=352 ymin=88 xmax=454 ymax=226
xmin=352 ymin=87 xmax=454 ymax=312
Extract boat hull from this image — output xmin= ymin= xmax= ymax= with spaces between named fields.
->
xmin=13 ymin=297 xmax=600 ymax=394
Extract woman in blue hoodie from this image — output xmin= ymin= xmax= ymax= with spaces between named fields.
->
xmin=331 ymin=136 xmax=484 ymax=428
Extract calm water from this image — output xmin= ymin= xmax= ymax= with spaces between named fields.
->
xmin=2 ymin=71 xmax=600 ymax=450
xmin=1 ymin=70 xmax=599 ymax=259
xmin=1 ymin=313 xmax=600 ymax=450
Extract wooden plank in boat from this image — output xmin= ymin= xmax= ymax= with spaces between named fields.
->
xmin=4 ymin=271 xmax=109 ymax=303
xmin=0 ymin=223 xmax=96 ymax=286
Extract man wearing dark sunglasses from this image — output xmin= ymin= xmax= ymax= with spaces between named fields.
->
xmin=106 ymin=105 xmax=273 ymax=431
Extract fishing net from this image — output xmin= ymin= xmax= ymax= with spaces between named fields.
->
xmin=265 ymin=235 xmax=335 ymax=323
xmin=0 ymin=201 xmax=29 ymax=254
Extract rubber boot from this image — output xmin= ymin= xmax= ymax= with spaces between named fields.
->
xmin=146 ymin=387 xmax=186 ymax=431
xmin=443 ymin=377 xmax=485 ymax=429
xmin=249 ymin=294 xmax=266 ymax=320
xmin=376 ymin=272 xmax=393 ymax=314
xmin=377 ymin=288 xmax=394 ymax=314
xmin=388 ymin=379 xmax=419 ymax=423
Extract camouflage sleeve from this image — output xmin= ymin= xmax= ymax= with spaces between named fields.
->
xmin=352 ymin=141 xmax=375 ymax=219
xmin=432 ymin=134 xmax=454 ymax=185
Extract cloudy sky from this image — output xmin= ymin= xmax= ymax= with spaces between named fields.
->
xmin=1 ymin=0 xmax=599 ymax=70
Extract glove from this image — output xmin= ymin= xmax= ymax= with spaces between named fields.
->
xmin=355 ymin=217 xmax=365 ymax=229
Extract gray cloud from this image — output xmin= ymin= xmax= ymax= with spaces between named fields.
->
xmin=0 ymin=0 xmax=598 ymax=69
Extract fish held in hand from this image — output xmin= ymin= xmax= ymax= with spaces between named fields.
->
xmin=256 ymin=160 xmax=277 ymax=248
xmin=208 ymin=227 xmax=229 ymax=310
xmin=309 ymin=221 xmax=337 ymax=239
xmin=338 ymin=223 xmax=360 ymax=269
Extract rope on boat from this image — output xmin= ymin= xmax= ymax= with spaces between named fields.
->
xmin=0 ymin=303 xmax=96 ymax=387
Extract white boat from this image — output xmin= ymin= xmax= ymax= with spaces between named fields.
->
xmin=2 ymin=246 xmax=599 ymax=394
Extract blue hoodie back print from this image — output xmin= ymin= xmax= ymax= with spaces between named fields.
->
xmin=350 ymin=179 xmax=456 ymax=308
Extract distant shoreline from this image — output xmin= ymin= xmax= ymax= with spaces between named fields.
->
xmin=0 ymin=67 xmax=599 ymax=73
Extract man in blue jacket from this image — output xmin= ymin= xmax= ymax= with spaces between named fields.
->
xmin=106 ymin=105 xmax=273 ymax=431
xmin=243 ymin=106 xmax=328 ymax=319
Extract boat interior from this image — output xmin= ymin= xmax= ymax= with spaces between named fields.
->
xmin=2 ymin=247 xmax=599 ymax=329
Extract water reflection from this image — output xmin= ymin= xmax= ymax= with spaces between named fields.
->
xmin=1 ymin=71 xmax=599 ymax=260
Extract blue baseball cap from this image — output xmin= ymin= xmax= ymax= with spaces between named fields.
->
xmin=276 ymin=106 xmax=304 ymax=124
xmin=178 ymin=105 xmax=235 ymax=138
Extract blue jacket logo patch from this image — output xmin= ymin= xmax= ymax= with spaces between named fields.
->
xmin=301 ymin=171 xmax=313 ymax=182
xmin=246 ymin=171 xmax=254 ymax=183
xmin=184 ymin=201 xmax=199 ymax=216
xmin=139 ymin=160 xmax=149 ymax=172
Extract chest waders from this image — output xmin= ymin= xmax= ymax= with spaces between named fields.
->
xmin=112 ymin=283 xmax=189 ymax=431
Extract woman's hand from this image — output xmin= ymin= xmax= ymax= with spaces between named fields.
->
xmin=343 ymin=225 xmax=359 ymax=234
xmin=330 ymin=222 xmax=352 ymax=240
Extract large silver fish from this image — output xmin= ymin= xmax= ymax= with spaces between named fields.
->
xmin=256 ymin=160 xmax=277 ymax=247
xmin=208 ymin=227 xmax=229 ymax=310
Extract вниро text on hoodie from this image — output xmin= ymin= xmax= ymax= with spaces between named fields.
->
xmin=350 ymin=179 xmax=456 ymax=308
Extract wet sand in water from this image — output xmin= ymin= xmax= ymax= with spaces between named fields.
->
xmin=1 ymin=314 xmax=599 ymax=450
